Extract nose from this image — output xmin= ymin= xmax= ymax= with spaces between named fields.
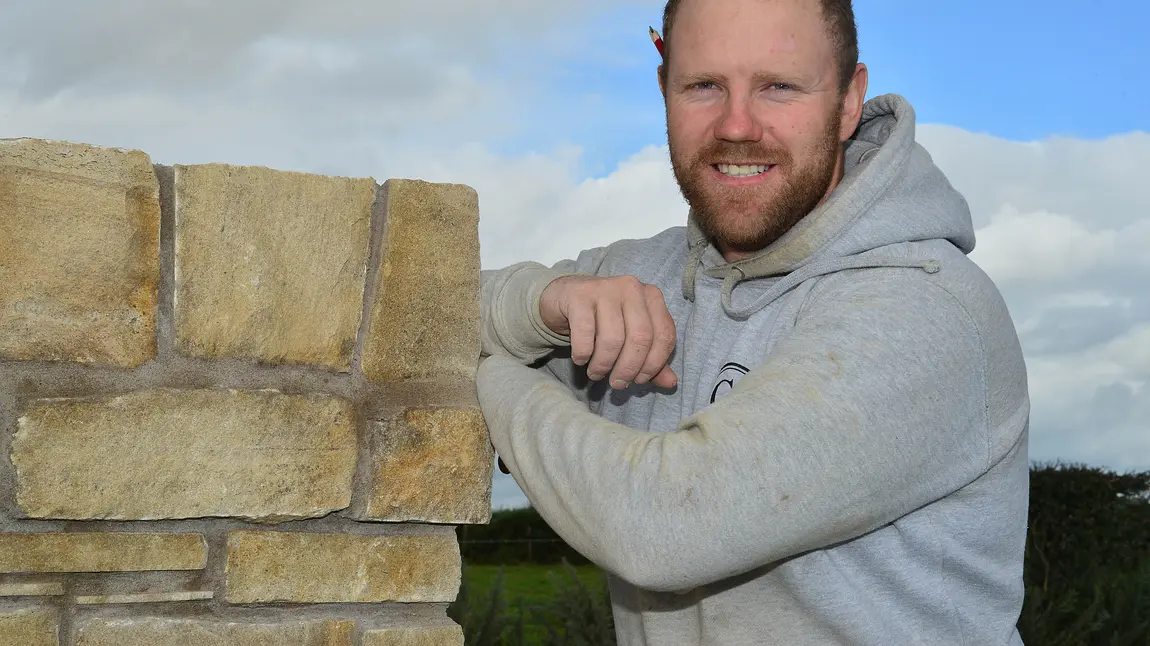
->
xmin=713 ymin=94 xmax=763 ymax=142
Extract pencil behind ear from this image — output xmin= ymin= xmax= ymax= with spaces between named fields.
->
xmin=649 ymin=27 xmax=664 ymax=56
xmin=651 ymin=27 xmax=666 ymax=97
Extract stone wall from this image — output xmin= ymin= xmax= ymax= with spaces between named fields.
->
xmin=0 ymin=138 xmax=493 ymax=645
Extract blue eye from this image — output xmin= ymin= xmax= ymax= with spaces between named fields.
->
xmin=689 ymin=81 xmax=717 ymax=91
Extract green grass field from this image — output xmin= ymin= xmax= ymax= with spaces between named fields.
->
xmin=457 ymin=563 xmax=614 ymax=644
xmin=463 ymin=563 xmax=608 ymax=601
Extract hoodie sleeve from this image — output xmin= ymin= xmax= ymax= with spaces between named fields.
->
xmin=477 ymin=271 xmax=998 ymax=593
xmin=479 ymin=246 xmax=613 ymax=364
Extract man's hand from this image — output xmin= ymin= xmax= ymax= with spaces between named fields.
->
xmin=539 ymin=275 xmax=678 ymax=390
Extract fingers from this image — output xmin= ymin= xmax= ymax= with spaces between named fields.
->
xmin=566 ymin=292 xmax=598 ymax=369
xmin=547 ymin=274 xmax=677 ymax=390
xmin=608 ymin=284 xmax=656 ymax=388
xmin=635 ymin=286 xmax=677 ymax=386
xmin=586 ymin=295 xmax=625 ymax=382
xmin=650 ymin=365 xmax=678 ymax=389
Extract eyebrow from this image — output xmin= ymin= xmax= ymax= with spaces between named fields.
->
xmin=674 ymin=71 xmax=813 ymax=89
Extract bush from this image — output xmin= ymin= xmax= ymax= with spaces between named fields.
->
xmin=1017 ymin=462 xmax=1150 ymax=645
xmin=1017 ymin=557 xmax=1150 ymax=645
xmin=1026 ymin=461 xmax=1150 ymax=590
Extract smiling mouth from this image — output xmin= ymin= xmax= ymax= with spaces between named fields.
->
xmin=714 ymin=163 xmax=775 ymax=178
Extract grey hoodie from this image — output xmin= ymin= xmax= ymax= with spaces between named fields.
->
xmin=477 ymin=94 xmax=1030 ymax=645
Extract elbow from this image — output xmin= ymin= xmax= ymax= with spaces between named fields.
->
xmin=613 ymin=564 xmax=710 ymax=595
xmin=604 ymin=546 xmax=715 ymax=594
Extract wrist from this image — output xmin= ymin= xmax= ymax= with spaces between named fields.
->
xmin=524 ymin=272 xmax=577 ymax=348
xmin=538 ymin=276 xmax=573 ymax=336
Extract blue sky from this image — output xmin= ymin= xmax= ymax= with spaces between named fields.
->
xmin=488 ymin=0 xmax=1148 ymax=175
xmin=858 ymin=0 xmax=1148 ymax=138
xmin=1 ymin=0 xmax=1146 ymax=510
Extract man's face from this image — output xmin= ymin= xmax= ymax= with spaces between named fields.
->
xmin=662 ymin=0 xmax=861 ymax=259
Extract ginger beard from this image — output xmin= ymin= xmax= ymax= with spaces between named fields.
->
xmin=669 ymin=108 xmax=844 ymax=255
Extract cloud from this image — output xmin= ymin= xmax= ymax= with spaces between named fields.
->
xmin=492 ymin=468 xmax=532 ymax=511
xmin=0 ymin=0 xmax=662 ymax=172
xmin=0 ymin=0 xmax=637 ymax=97
xmin=392 ymin=142 xmax=689 ymax=270
xmin=970 ymin=207 xmax=1117 ymax=282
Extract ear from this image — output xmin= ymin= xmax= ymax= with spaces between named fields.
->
xmin=838 ymin=63 xmax=869 ymax=141
xmin=657 ymin=64 xmax=666 ymax=98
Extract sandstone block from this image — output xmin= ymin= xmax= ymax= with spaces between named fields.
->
xmin=0 ymin=138 xmax=159 ymax=367
xmin=0 ymin=582 xmax=65 ymax=596
xmin=12 ymin=389 xmax=357 ymax=522
xmin=174 ymin=163 xmax=376 ymax=370
xmin=352 ymin=407 xmax=492 ymax=524
xmin=224 ymin=530 xmax=460 ymax=603
xmin=0 ymin=606 xmax=58 ymax=646
xmin=75 ymin=617 xmax=354 ymax=646
xmin=363 ymin=625 xmax=464 ymax=646
xmin=0 ymin=533 xmax=205 ymax=573
xmin=361 ymin=179 xmax=481 ymax=383
xmin=74 ymin=591 xmax=214 ymax=604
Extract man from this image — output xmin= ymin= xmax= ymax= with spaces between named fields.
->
xmin=477 ymin=0 xmax=1030 ymax=643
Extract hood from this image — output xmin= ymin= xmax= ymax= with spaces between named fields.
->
xmin=681 ymin=94 xmax=976 ymax=319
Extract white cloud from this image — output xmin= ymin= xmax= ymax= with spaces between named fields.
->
xmin=0 ymin=0 xmax=662 ymax=173
xmin=916 ymin=126 xmax=1150 ymax=231
xmin=0 ymin=0 xmax=642 ymax=97
xmin=969 ymin=205 xmax=1120 ymax=282
xmin=397 ymin=143 xmax=689 ymax=270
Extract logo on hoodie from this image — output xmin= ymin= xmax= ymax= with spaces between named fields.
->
xmin=709 ymin=362 xmax=750 ymax=403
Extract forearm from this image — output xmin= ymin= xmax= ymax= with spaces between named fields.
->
xmin=479 ymin=262 xmax=573 ymax=363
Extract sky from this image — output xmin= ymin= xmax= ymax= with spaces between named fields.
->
xmin=1 ymin=1 xmax=1146 ymax=510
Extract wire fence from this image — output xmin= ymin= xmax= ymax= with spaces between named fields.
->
xmin=458 ymin=537 xmax=588 ymax=565
xmin=459 ymin=539 xmax=568 ymax=545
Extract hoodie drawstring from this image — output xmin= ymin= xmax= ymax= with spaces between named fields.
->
xmin=681 ymin=241 xmax=707 ymax=302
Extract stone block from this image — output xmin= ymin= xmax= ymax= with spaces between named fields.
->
xmin=74 ymin=591 xmax=214 ymax=604
xmin=362 ymin=625 xmax=465 ymax=646
xmin=0 ymin=533 xmax=205 ymax=573
xmin=361 ymin=179 xmax=481 ymax=383
xmin=224 ymin=530 xmax=460 ymax=603
xmin=0 ymin=582 xmax=65 ymax=596
xmin=0 ymin=138 xmax=159 ymax=367
xmin=352 ymin=407 xmax=492 ymax=524
xmin=12 ymin=389 xmax=357 ymax=522
xmin=0 ymin=606 xmax=58 ymax=646
xmin=75 ymin=617 xmax=354 ymax=646
xmin=174 ymin=163 xmax=376 ymax=370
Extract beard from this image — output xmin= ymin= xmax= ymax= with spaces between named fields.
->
xmin=669 ymin=112 xmax=843 ymax=256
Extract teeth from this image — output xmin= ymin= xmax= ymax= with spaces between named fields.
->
xmin=717 ymin=164 xmax=771 ymax=177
